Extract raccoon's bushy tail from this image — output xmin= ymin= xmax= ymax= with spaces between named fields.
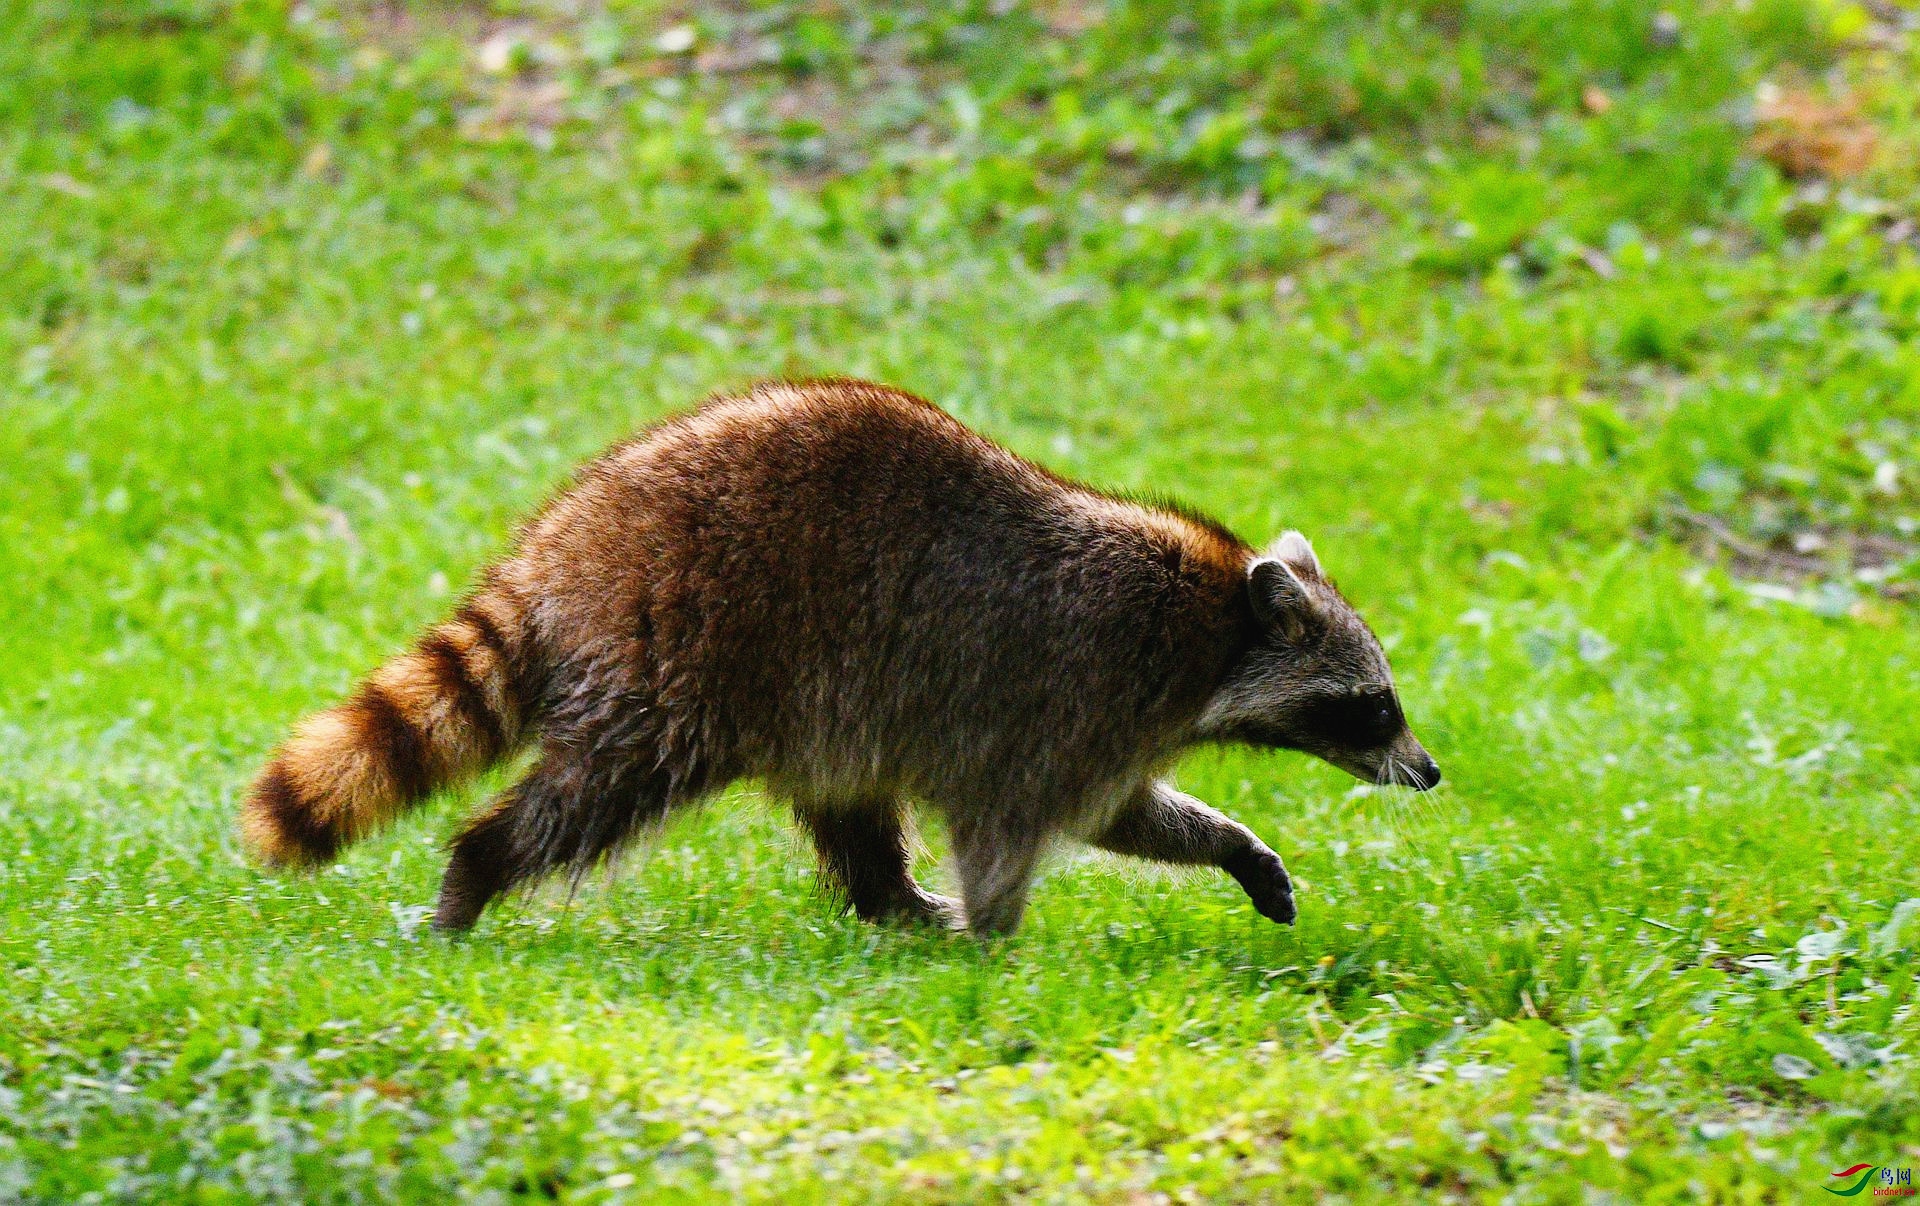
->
xmin=241 ymin=594 xmax=533 ymax=867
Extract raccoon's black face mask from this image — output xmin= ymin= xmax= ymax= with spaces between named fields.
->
xmin=1198 ymin=532 xmax=1440 ymax=792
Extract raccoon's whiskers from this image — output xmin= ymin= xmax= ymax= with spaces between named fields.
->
xmin=1401 ymin=758 xmax=1431 ymax=793
xmin=1375 ymin=755 xmax=1411 ymax=839
xmin=1378 ymin=754 xmax=1443 ymax=847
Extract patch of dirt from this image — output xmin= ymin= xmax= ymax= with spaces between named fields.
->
xmin=1750 ymin=84 xmax=1879 ymax=180
xmin=333 ymin=0 xmax=492 ymax=54
xmin=1666 ymin=504 xmax=1917 ymax=601
xmin=1032 ymin=0 xmax=1104 ymax=36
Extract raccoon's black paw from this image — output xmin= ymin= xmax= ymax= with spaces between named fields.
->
xmin=1224 ymin=847 xmax=1297 ymax=926
xmin=1247 ymin=879 xmax=1298 ymax=926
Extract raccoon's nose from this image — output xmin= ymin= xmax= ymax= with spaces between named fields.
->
xmin=1415 ymin=758 xmax=1441 ymax=791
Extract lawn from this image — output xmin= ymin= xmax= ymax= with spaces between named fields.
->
xmin=3 ymin=0 xmax=1919 ymax=1200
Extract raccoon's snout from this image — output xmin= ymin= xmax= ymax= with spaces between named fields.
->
xmin=1379 ymin=753 xmax=1441 ymax=791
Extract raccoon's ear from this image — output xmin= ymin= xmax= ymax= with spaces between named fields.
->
xmin=1264 ymin=530 xmax=1323 ymax=581
xmin=1248 ymin=557 xmax=1321 ymax=641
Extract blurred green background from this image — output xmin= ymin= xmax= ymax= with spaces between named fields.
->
xmin=2 ymin=0 xmax=1918 ymax=1200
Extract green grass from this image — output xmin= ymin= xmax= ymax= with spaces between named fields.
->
xmin=4 ymin=0 xmax=1920 ymax=1199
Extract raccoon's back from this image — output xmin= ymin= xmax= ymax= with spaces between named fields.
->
xmin=502 ymin=380 xmax=1250 ymax=792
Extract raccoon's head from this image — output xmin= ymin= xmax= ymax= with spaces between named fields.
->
xmin=1198 ymin=531 xmax=1440 ymax=791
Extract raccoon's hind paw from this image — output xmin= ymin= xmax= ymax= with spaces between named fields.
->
xmin=864 ymin=888 xmax=964 ymax=930
xmin=1224 ymin=847 xmax=1297 ymax=926
xmin=897 ymin=890 xmax=965 ymax=930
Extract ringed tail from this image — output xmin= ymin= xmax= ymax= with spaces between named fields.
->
xmin=241 ymin=593 xmax=530 ymax=867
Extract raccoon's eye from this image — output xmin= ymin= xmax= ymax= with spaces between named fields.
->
xmin=1297 ymin=690 xmax=1401 ymax=747
xmin=1358 ymin=694 xmax=1401 ymax=742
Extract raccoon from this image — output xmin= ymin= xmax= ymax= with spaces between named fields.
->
xmin=242 ymin=379 xmax=1438 ymax=936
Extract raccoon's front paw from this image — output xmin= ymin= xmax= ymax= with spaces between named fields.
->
xmin=1224 ymin=847 xmax=1297 ymax=926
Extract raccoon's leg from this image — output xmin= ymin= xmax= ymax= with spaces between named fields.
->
xmin=433 ymin=742 xmax=683 ymax=932
xmin=1092 ymin=780 xmax=1296 ymax=925
xmin=950 ymin=817 xmax=1047 ymax=937
xmin=795 ymin=799 xmax=959 ymax=928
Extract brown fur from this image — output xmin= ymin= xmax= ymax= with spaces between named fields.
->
xmin=241 ymin=379 xmax=1437 ymax=936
